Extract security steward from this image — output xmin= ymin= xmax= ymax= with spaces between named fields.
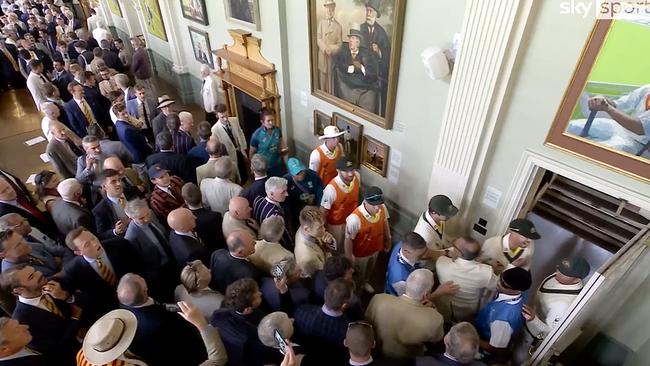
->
xmin=413 ymin=194 xmax=458 ymax=250
xmin=477 ymin=218 xmax=540 ymax=274
xmin=320 ymin=157 xmax=360 ymax=252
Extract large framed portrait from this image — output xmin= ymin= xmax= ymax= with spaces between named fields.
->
xmin=333 ymin=112 xmax=363 ymax=168
xmin=313 ymin=109 xmax=332 ymax=136
xmin=308 ymin=0 xmax=406 ymax=130
xmin=224 ymin=0 xmax=261 ymax=31
xmin=361 ymin=135 xmax=389 ymax=176
xmin=180 ymin=0 xmax=208 ymax=25
xmin=188 ymin=26 xmax=213 ymax=68
xmin=107 ymin=0 xmax=122 ymax=17
xmin=546 ymin=19 xmax=650 ymax=182
xmin=140 ymin=0 xmax=167 ymax=41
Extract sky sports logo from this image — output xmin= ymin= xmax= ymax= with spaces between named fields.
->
xmin=560 ymin=0 xmax=650 ymax=19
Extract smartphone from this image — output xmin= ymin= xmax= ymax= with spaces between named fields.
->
xmin=274 ymin=329 xmax=288 ymax=355
xmin=164 ymin=303 xmax=180 ymax=312
xmin=271 ymin=263 xmax=285 ymax=280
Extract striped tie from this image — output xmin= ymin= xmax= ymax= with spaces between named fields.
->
xmin=118 ymin=196 xmax=126 ymax=209
xmin=80 ymin=100 xmax=94 ymax=125
xmin=28 ymin=255 xmax=44 ymax=266
xmin=96 ymin=258 xmax=117 ymax=287
xmin=40 ymin=294 xmax=63 ymax=317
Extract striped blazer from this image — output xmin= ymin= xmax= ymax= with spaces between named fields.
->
xmin=252 ymin=196 xmax=294 ymax=249
xmin=149 ymin=176 xmax=185 ymax=220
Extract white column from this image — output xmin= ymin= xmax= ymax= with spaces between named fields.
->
xmin=155 ymin=0 xmax=188 ymax=73
xmin=97 ymin=0 xmax=114 ymax=27
xmin=426 ymin=0 xmax=533 ymax=224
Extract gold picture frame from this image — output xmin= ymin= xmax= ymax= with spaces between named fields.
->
xmin=308 ymin=0 xmax=406 ymax=129
xmin=313 ymin=109 xmax=332 ymax=136
xmin=333 ymin=112 xmax=363 ymax=168
xmin=224 ymin=0 xmax=261 ymax=31
xmin=361 ymin=135 xmax=389 ymax=176
xmin=546 ymin=19 xmax=650 ymax=183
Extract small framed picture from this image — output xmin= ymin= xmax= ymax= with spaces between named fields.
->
xmin=224 ymin=0 xmax=261 ymax=31
xmin=313 ymin=109 xmax=332 ymax=136
xmin=333 ymin=112 xmax=363 ymax=168
xmin=180 ymin=0 xmax=208 ymax=25
xmin=188 ymin=26 xmax=213 ymax=68
xmin=361 ymin=135 xmax=389 ymax=177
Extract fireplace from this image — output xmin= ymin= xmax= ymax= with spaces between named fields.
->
xmin=234 ymin=88 xmax=262 ymax=143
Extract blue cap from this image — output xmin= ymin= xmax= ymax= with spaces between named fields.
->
xmin=287 ymin=158 xmax=307 ymax=176
xmin=147 ymin=164 xmax=168 ymax=179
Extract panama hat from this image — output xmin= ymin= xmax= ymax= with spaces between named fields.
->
xmin=83 ymin=309 xmax=137 ymax=364
xmin=319 ymin=125 xmax=345 ymax=140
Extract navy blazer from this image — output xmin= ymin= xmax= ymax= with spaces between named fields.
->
xmin=0 ymin=202 xmax=57 ymax=239
xmin=82 ymin=86 xmax=112 ymax=128
xmin=62 ymin=237 xmax=141 ymax=322
xmin=0 ymin=168 xmax=36 ymax=205
xmin=63 ymin=99 xmax=91 ymax=137
xmin=52 ymin=70 xmax=74 ymax=101
xmin=0 ymin=354 xmax=50 ymax=366
xmin=91 ymin=197 xmax=121 ymax=239
xmin=101 ymin=48 xmax=122 ymax=70
xmin=190 ymin=207 xmax=226 ymax=252
xmin=187 ymin=141 xmax=210 ymax=166
xmin=12 ymin=298 xmax=80 ymax=364
xmin=123 ymin=303 xmax=207 ymax=366
xmin=145 ymin=151 xmax=196 ymax=183
xmin=168 ymin=232 xmax=211 ymax=271
xmin=209 ymin=249 xmax=260 ymax=293
xmin=115 ymin=120 xmax=152 ymax=164
xmin=240 ymin=177 xmax=269 ymax=207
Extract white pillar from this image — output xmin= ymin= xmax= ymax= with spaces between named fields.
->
xmin=97 ymin=0 xmax=114 ymax=27
xmin=156 ymin=0 xmax=188 ymax=73
xmin=426 ymin=0 xmax=533 ymax=226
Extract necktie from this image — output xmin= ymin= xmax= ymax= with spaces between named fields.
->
xmin=16 ymin=196 xmax=48 ymax=224
xmin=80 ymin=100 xmax=93 ymax=125
xmin=39 ymin=74 xmax=48 ymax=84
xmin=29 ymin=50 xmax=38 ymax=60
xmin=96 ymin=257 xmax=117 ymax=286
xmin=40 ymin=294 xmax=63 ymax=317
xmin=28 ymin=255 xmax=45 ymax=266
xmin=224 ymin=123 xmax=238 ymax=149
xmin=118 ymin=196 xmax=126 ymax=209
xmin=141 ymin=102 xmax=149 ymax=128
xmin=1 ymin=48 xmax=18 ymax=71
xmin=65 ymin=139 xmax=84 ymax=157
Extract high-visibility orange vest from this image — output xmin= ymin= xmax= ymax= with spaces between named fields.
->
xmin=351 ymin=205 xmax=386 ymax=258
xmin=315 ymin=144 xmax=342 ymax=185
xmin=326 ymin=176 xmax=359 ymax=225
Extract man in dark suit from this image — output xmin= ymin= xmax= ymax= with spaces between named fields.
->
xmin=51 ymin=59 xmax=73 ymax=101
xmin=114 ymin=103 xmax=152 ymax=164
xmin=167 ymin=208 xmax=210 ymax=270
xmin=18 ymin=38 xmax=52 ymax=74
xmin=0 ymin=37 xmax=25 ymax=91
xmin=0 ymin=169 xmax=36 ymax=206
xmin=51 ymin=178 xmax=94 ymax=236
xmin=0 ymin=266 xmax=82 ymax=364
xmin=74 ymin=40 xmax=93 ymax=70
xmin=146 ymin=132 xmax=195 ymax=183
xmin=64 ymin=81 xmax=99 ymax=138
xmin=0 ymin=175 xmax=57 ymax=239
xmin=0 ymin=228 xmax=72 ymax=278
xmin=44 ymin=83 xmax=72 ymax=128
xmin=124 ymin=199 xmax=177 ymax=301
xmin=102 ymin=156 xmax=145 ymax=199
xmin=181 ymin=182 xmax=225 ymax=252
xmin=80 ymin=72 xmax=113 ymax=135
xmin=117 ymin=273 xmax=207 ymax=366
xmin=99 ymin=39 xmax=122 ymax=71
xmin=209 ymin=230 xmax=260 ymax=293
xmin=92 ymin=169 xmax=131 ymax=239
xmin=62 ymin=227 xmax=141 ymax=323
xmin=126 ymin=84 xmax=158 ymax=138
xmin=0 ymin=317 xmax=52 ymax=365
xmin=151 ymin=96 xmax=176 ymax=139
xmin=187 ymin=122 xmax=211 ymax=166
xmin=241 ymin=153 xmax=269 ymax=207
xmin=293 ymin=278 xmax=354 ymax=363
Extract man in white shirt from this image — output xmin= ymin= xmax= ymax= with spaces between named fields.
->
xmin=200 ymin=64 xmax=221 ymax=125
xmin=92 ymin=20 xmax=111 ymax=44
xmin=211 ymin=104 xmax=248 ymax=183
xmin=86 ymin=8 xmax=100 ymax=32
xmin=477 ymin=218 xmax=540 ymax=274
xmin=200 ymin=157 xmax=243 ymax=214
xmin=436 ymin=236 xmax=497 ymax=323
xmin=413 ymin=194 xmax=458 ymax=250
xmin=26 ymin=59 xmax=51 ymax=111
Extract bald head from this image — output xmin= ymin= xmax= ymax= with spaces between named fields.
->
xmin=454 ymin=236 xmax=481 ymax=261
xmin=226 ymin=230 xmax=255 ymax=257
xmin=102 ymin=156 xmax=125 ymax=175
xmin=57 ymin=178 xmax=82 ymax=201
xmin=229 ymin=196 xmax=252 ymax=220
xmin=117 ymin=273 xmax=148 ymax=306
xmin=167 ymin=208 xmax=196 ymax=232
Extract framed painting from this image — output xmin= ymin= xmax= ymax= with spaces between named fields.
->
xmin=180 ymin=0 xmax=208 ymax=25
xmin=333 ymin=112 xmax=363 ymax=168
xmin=188 ymin=26 xmax=213 ymax=68
xmin=224 ymin=0 xmax=261 ymax=31
xmin=107 ymin=0 xmax=122 ymax=17
xmin=141 ymin=0 xmax=167 ymax=41
xmin=313 ymin=109 xmax=332 ymax=136
xmin=361 ymin=135 xmax=389 ymax=176
xmin=308 ymin=0 xmax=406 ymax=129
xmin=546 ymin=19 xmax=650 ymax=182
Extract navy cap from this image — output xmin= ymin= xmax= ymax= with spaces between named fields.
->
xmin=509 ymin=218 xmax=541 ymax=240
xmin=147 ymin=164 xmax=168 ymax=180
xmin=428 ymin=195 xmax=458 ymax=218
xmin=557 ymin=257 xmax=591 ymax=279
xmin=336 ymin=157 xmax=355 ymax=171
xmin=364 ymin=186 xmax=384 ymax=205
xmin=501 ymin=267 xmax=532 ymax=292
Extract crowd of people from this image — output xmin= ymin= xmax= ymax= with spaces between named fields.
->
xmin=0 ymin=1 xmax=594 ymax=365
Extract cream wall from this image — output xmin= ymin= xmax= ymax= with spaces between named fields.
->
xmin=467 ymin=0 xmax=650 ymax=237
xmin=284 ymin=0 xmax=467 ymax=218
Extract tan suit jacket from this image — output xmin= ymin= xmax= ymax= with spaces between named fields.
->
xmin=248 ymin=240 xmax=294 ymax=274
xmin=294 ymin=231 xmax=330 ymax=277
xmin=196 ymin=159 xmax=218 ymax=186
xmin=211 ymin=118 xmax=247 ymax=182
xmin=366 ymin=294 xmax=444 ymax=359
xmin=222 ymin=211 xmax=259 ymax=239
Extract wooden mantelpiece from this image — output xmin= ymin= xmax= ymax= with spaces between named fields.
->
xmin=212 ymin=29 xmax=281 ymax=125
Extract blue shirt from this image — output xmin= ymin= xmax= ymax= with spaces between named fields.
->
xmin=474 ymin=292 xmax=528 ymax=344
xmin=384 ymin=242 xmax=418 ymax=295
